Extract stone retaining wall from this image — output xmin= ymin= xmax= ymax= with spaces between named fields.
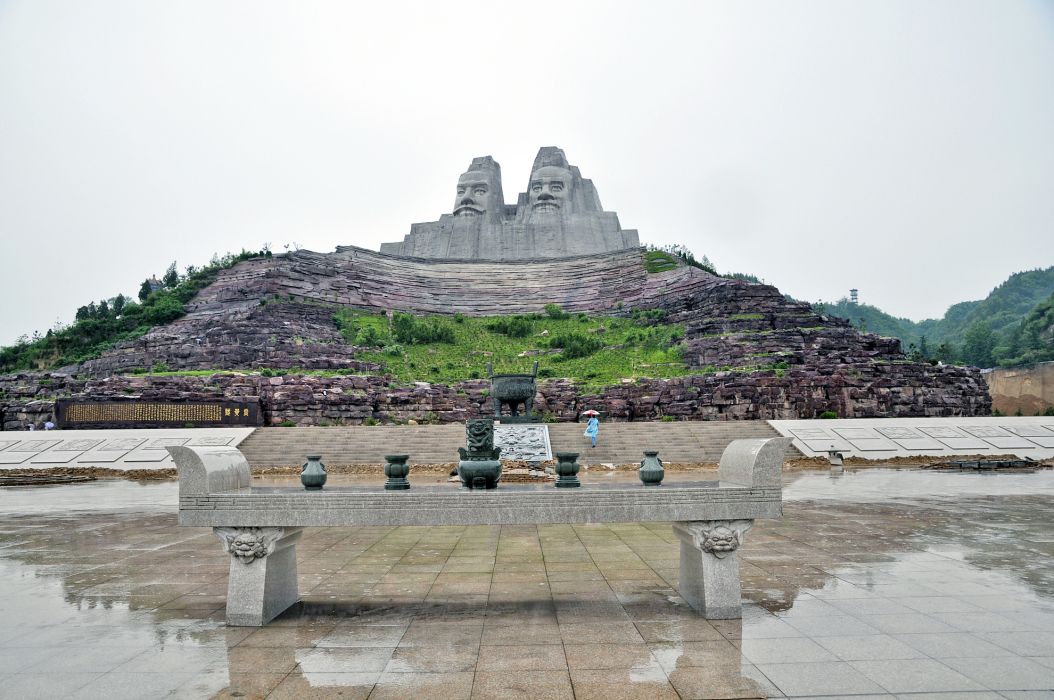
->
xmin=1 ymin=363 xmax=990 ymax=431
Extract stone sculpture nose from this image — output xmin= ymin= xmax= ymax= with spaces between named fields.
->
xmin=459 ymin=197 xmax=475 ymax=206
xmin=538 ymin=192 xmax=555 ymax=201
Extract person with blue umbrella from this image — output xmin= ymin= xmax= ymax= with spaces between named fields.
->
xmin=582 ymin=410 xmax=600 ymax=448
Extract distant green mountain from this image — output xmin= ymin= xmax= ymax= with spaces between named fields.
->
xmin=814 ymin=266 xmax=1054 ymax=368
xmin=997 ymin=290 xmax=1054 ymax=367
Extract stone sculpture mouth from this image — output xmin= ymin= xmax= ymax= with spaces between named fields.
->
xmin=453 ymin=205 xmax=484 ymax=217
xmin=531 ymin=201 xmax=560 ymax=213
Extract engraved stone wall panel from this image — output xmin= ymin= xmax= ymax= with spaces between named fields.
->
xmin=189 ymin=437 xmax=236 ymax=446
xmin=961 ymin=426 xmax=1035 ymax=450
xmin=832 ymin=428 xmax=897 ymax=452
xmin=772 ymin=418 xmax=1054 ymax=459
xmin=31 ymin=451 xmax=82 ymax=464
xmin=789 ymin=428 xmax=852 ymax=453
xmin=55 ymin=399 xmax=261 ymax=428
xmin=9 ymin=440 xmax=61 ymax=452
xmin=494 ymin=425 xmax=552 ymax=462
xmin=1002 ymin=425 xmax=1054 ymax=448
xmin=918 ymin=427 xmax=990 ymax=450
xmin=875 ymin=427 xmax=943 ymax=451
xmin=30 ymin=438 xmax=105 ymax=463
xmin=146 ymin=438 xmax=191 ymax=449
xmin=99 ymin=438 xmax=147 ymax=451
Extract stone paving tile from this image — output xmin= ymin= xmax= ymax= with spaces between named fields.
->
xmin=756 ymin=660 xmax=889 ymax=696
xmin=78 ymin=671 xmax=227 ymax=700
xmin=0 ymin=671 xmax=101 ymax=697
xmin=385 ymin=644 xmax=480 ymax=673
xmin=559 ymin=620 xmax=645 ymax=644
xmin=569 ymin=667 xmax=680 ymax=700
xmin=783 ymin=613 xmax=884 ymax=637
xmin=481 ymin=621 xmax=562 ymax=645
xmin=398 ymin=620 xmax=484 ymax=647
xmin=850 ymin=658 xmax=988 ymax=693
xmin=812 ymin=633 xmax=928 ymax=661
xmin=893 ymin=693 xmax=1004 ymax=700
xmin=224 ymin=645 xmax=301 ymax=675
xmin=476 ymin=643 xmax=569 ymax=671
xmin=667 ymin=663 xmax=779 ymax=699
xmin=294 ymin=646 xmax=396 ymax=673
xmin=267 ymin=671 xmax=377 ymax=699
xmin=212 ymin=672 xmax=291 ymax=699
xmin=368 ymin=671 xmax=475 ymax=699
xmin=314 ymin=622 xmax=408 ymax=647
xmin=941 ymin=656 xmax=1054 ymax=691
xmin=21 ymin=644 xmax=146 ymax=673
xmin=563 ymin=642 xmax=659 ymax=670
xmin=649 ymin=640 xmax=743 ymax=672
xmin=470 ymin=671 xmax=574 ymax=699
xmin=738 ymin=635 xmax=839 ymax=663
xmin=978 ymin=631 xmax=1054 ymax=656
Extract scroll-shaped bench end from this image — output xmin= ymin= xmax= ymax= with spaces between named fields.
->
xmin=718 ymin=437 xmax=793 ymax=489
xmin=169 ymin=446 xmax=252 ymax=496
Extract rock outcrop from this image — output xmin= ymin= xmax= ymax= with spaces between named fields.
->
xmin=2 ymin=243 xmax=992 ymax=425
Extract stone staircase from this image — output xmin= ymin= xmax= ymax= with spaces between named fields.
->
xmin=236 ymin=421 xmax=797 ymax=469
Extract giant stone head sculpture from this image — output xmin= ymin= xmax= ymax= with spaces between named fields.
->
xmin=452 ymin=156 xmax=504 ymax=225
xmin=527 ymin=165 xmax=574 ymax=220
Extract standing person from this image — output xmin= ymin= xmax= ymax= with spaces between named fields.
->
xmin=584 ymin=414 xmax=600 ymax=448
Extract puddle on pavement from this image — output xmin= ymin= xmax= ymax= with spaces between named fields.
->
xmin=0 ymin=468 xmax=1052 ymax=697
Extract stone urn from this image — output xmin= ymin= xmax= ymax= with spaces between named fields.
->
xmin=639 ymin=450 xmax=665 ymax=486
xmin=384 ymin=454 xmax=411 ymax=490
xmin=554 ymin=452 xmax=581 ymax=488
xmin=301 ymin=455 xmax=327 ymax=490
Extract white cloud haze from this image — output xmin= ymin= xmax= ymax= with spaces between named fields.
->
xmin=1 ymin=0 xmax=1052 ymax=345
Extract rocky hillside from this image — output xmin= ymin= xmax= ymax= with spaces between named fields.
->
xmin=0 ymin=246 xmax=991 ymax=426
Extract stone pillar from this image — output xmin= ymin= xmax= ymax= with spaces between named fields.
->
xmin=214 ymin=526 xmax=303 ymax=626
xmin=673 ymin=520 xmax=753 ymax=619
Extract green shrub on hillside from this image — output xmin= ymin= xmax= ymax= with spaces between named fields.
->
xmin=335 ymin=311 xmax=690 ymax=388
xmin=487 ymin=315 xmax=534 ymax=338
xmin=544 ymin=303 xmax=570 ymax=320
xmin=548 ymin=332 xmax=603 ymax=359
xmin=0 ymin=249 xmax=268 ymax=372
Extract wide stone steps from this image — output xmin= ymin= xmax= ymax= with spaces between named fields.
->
xmin=236 ymin=421 xmax=795 ymax=468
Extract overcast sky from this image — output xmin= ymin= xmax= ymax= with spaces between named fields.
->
xmin=2 ymin=1 xmax=1052 ymax=346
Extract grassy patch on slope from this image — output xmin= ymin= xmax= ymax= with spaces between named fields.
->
xmin=334 ymin=308 xmax=689 ymax=388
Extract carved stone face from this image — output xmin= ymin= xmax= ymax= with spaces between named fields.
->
xmin=231 ymin=533 xmax=266 ymax=563
xmin=700 ymin=525 xmax=740 ymax=559
xmin=527 ymin=165 xmax=573 ymax=219
xmin=453 ymin=170 xmax=500 ymax=219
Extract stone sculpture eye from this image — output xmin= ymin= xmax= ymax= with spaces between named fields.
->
xmin=457 ymin=187 xmax=466 ymax=195
xmin=474 ymin=187 xmax=487 ymax=195
xmin=551 ymin=183 xmax=563 ymax=192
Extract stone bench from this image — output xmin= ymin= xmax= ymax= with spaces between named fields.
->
xmin=170 ymin=437 xmax=790 ymax=626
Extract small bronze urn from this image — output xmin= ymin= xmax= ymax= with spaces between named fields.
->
xmin=301 ymin=454 xmax=327 ymax=490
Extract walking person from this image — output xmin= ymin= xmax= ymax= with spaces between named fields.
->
xmin=584 ymin=413 xmax=600 ymax=448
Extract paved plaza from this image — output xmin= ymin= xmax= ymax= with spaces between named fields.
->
xmin=1 ymin=469 xmax=1053 ymax=699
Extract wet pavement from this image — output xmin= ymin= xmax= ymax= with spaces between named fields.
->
xmin=1 ymin=469 xmax=1053 ymax=699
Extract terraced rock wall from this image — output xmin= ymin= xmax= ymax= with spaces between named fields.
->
xmin=3 ymin=245 xmax=991 ymax=424
xmin=1 ymin=362 xmax=989 ymax=431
